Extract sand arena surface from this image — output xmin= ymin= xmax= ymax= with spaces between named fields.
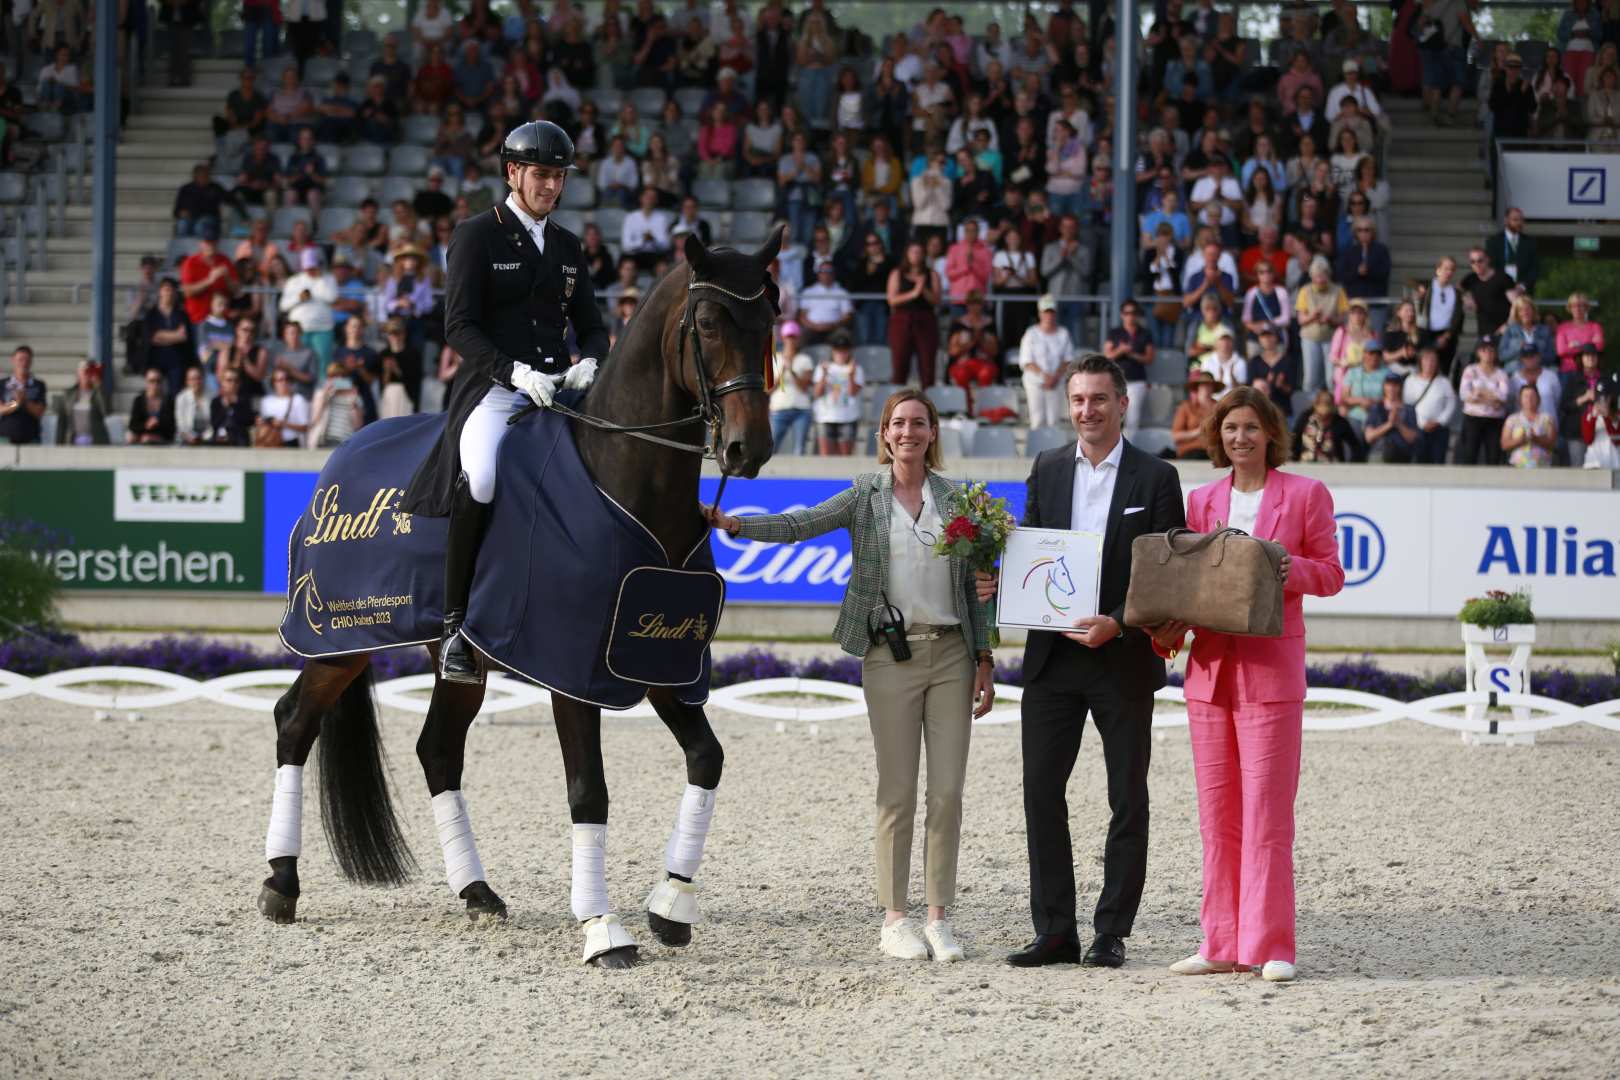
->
xmin=3 ymin=696 xmax=1618 ymax=1079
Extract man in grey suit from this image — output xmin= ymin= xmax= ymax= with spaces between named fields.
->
xmin=1005 ymin=354 xmax=1187 ymax=969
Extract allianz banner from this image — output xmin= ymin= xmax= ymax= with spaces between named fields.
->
xmin=0 ymin=468 xmax=263 ymax=591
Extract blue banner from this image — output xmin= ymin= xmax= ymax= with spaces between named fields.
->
xmin=699 ymin=476 xmax=1026 ymax=606
xmin=262 ymin=471 xmax=320 ymax=593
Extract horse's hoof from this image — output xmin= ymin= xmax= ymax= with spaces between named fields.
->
xmin=587 ymin=945 xmax=639 ymax=970
xmin=461 ymin=881 xmax=508 ymax=922
xmin=258 ymin=882 xmax=298 ymax=924
xmin=647 ymin=910 xmax=692 ymax=947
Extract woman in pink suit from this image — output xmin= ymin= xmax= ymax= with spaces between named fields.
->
xmin=1148 ymin=386 xmax=1344 ymax=982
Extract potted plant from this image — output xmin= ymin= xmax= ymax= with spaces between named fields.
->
xmin=1457 ymin=588 xmax=1535 ymax=646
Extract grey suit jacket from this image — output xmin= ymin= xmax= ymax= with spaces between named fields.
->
xmin=734 ymin=469 xmax=992 ymax=658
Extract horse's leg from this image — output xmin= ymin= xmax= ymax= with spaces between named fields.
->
xmin=643 ymin=688 xmax=726 ymax=947
xmin=416 ymin=644 xmax=505 ymax=921
xmin=258 ymin=655 xmax=369 ymax=923
xmin=551 ymin=692 xmax=638 ymax=969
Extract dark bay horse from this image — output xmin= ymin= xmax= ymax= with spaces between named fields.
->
xmin=258 ymin=228 xmax=782 ymax=969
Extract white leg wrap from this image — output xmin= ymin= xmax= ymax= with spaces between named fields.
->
xmin=431 ymin=790 xmax=488 ymax=896
xmin=570 ymin=823 xmax=612 ymax=922
xmin=581 ymin=913 xmax=637 ymax=963
xmin=646 ymin=874 xmax=703 ymax=925
xmin=664 ymin=784 xmax=716 ymax=880
xmin=264 ymin=765 xmax=303 ymax=860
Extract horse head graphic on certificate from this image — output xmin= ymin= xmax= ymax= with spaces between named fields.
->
xmin=997 ymin=527 xmax=1104 ymax=631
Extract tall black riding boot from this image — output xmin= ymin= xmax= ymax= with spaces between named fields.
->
xmin=440 ymin=475 xmax=493 ymax=685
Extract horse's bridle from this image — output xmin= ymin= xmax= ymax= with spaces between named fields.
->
xmin=514 ymin=271 xmax=772 ymax=474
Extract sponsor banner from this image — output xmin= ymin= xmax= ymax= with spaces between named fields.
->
xmin=0 ymin=470 xmax=262 ymax=591
xmin=1302 ymin=486 xmax=1618 ymax=618
xmin=113 ymin=468 xmax=246 ymax=523
xmin=262 ymin=470 xmax=321 ymax=593
xmin=1501 ymin=152 xmax=1620 ymax=220
xmin=700 ymin=477 xmax=1027 ymax=604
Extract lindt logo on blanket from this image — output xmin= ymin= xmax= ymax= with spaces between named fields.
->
xmin=301 ymin=485 xmax=408 ymax=547
xmin=627 ymin=612 xmax=711 ymax=641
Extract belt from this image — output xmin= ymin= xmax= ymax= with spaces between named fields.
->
xmin=904 ymin=624 xmax=957 ymax=641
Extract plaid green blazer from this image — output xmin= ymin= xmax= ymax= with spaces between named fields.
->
xmin=733 ymin=470 xmax=992 ymax=658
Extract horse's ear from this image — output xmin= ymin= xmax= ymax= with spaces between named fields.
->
xmin=754 ymin=223 xmax=786 ymax=268
xmin=683 ymin=231 xmax=710 ymax=274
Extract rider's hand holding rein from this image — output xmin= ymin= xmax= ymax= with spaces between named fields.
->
xmin=510 ymin=362 xmax=562 ymax=409
xmin=703 ymin=504 xmax=742 ymax=535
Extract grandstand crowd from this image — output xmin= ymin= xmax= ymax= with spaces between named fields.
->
xmin=0 ymin=0 xmax=1616 ymax=467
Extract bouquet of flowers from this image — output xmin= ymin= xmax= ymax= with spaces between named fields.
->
xmin=932 ymin=481 xmax=1017 ymax=645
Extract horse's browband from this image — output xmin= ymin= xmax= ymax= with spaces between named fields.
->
xmin=687 ymin=280 xmax=768 ymax=303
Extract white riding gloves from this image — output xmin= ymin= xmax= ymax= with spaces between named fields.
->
xmin=564 ymin=358 xmax=599 ymax=391
xmin=509 ymin=360 xmax=562 ymax=409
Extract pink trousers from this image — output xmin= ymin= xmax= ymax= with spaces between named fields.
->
xmin=1186 ymin=690 xmax=1303 ymax=966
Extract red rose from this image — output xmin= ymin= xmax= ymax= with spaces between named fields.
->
xmin=945 ymin=516 xmax=979 ymax=543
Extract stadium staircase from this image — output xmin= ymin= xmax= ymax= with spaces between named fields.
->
xmin=1383 ymin=96 xmax=1494 ymax=292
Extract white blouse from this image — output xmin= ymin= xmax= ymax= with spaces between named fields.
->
xmin=887 ymin=484 xmax=960 ymax=629
xmin=1227 ymin=485 xmax=1264 ymax=537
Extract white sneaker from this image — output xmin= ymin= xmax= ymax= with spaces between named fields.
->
xmin=1169 ymin=953 xmax=1238 ymax=975
xmin=880 ymin=917 xmax=929 ymax=960
xmin=923 ymin=920 xmax=965 ymax=963
xmin=1260 ymin=960 xmax=1297 ymax=982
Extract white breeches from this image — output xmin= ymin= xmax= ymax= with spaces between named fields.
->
xmin=458 ymin=386 xmax=528 ymax=504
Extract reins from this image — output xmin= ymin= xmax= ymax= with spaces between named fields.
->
xmin=506 ymin=271 xmax=772 ymax=502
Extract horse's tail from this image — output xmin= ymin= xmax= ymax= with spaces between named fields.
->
xmin=316 ymin=663 xmax=417 ymax=886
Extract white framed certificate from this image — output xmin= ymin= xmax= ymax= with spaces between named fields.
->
xmin=995 ymin=526 xmax=1104 ymax=631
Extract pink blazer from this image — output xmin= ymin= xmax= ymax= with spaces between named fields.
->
xmin=1182 ymin=469 xmax=1345 ymax=704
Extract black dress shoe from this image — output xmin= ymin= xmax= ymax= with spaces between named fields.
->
xmin=1006 ymin=934 xmax=1082 ymax=967
xmin=1083 ymin=933 xmax=1126 ymax=968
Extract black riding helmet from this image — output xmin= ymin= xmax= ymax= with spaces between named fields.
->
xmin=500 ymin=120 xmax=577 ymax=173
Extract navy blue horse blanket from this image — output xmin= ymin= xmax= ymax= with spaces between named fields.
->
xmin=278 ymin=401 xmax=721 ymax=709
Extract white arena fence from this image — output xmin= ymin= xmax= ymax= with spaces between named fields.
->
xmin=3 ymin=667 xmax=1619 ymax=738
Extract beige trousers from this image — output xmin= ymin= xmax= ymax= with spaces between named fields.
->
xmin=860 ymin=630 xmax=975 ymax=911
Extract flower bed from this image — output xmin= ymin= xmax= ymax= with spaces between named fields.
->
xmin=3 ymin=634 xmax=1617 ymax=708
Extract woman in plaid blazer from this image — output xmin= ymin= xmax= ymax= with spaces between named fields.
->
xmin=707 ymin=389 xmax=994 ymax=963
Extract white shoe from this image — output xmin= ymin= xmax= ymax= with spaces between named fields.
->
xmin=1169 ymin=953 xmax=1238 ymax=975
xmin=923 ymin=920 xmax=965 ymax=963
xmin=1260 ymin=960 xmax=1297 ymax=982
xmin=880 ymin=917 xmax=929 ymax=961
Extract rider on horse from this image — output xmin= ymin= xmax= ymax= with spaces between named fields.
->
xmin=402 ymin=120 xmax=611 ymax=685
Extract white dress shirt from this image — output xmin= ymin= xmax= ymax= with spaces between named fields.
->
xmin=887 ymin=483 xmax=959 ymax=628
xmin=504 ymin=194 xmax=546 ymax=255
xmin=1071 ymin=436 xmax=1123 ymax=537
xmin=622 ymin=207 xmax=672 ymax=253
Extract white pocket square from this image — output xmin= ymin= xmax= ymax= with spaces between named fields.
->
xmin=1123 ymin=506 xmax=1145 ymax=516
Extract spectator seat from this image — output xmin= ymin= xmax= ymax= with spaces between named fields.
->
xmin=0 ymin=172 xmax=26 ymax=205
xmin=674 ymin=88 xmax=707 ymax=118
xmin=377 ymin=176 xmax=417 ymax=206
xmin=593 ymin=207 xmax=626 ymax=239
xmin=304 ymin=57 xmax=340 ymax=89
xmin=402 ymin=115 xmax=441 ymax=145
xmin=965 ymin=425 xmax=1018 ymax=457
xmin=693 ymin=178 xmax=732 ymax=210
xmin=344 ymin=145 xmax=387 ymax=176
xmin=270 ymin=141 xmax=296 ymax=164
xmin=730 ymin=210 xmax=770 ymax=245
xmin=1131 ymin=428 xmax=1175 ymax=457
xmin=105 ymin=416 xmax=126 ymax=445
xmin=550 ymin=210 xmax=586 ymax=236
xmin=39 ymin=413 xmax=57 ymax=445
xmin=272 ymin=206 xmax=314 ymax=236
xmin=593 ymin=89 xmax=625 ymax=116
xmin=389 ymin=144 xmax=431 ymax=176
xmin=1024 ymin=425 xmax=1073 ymax=457
xmin=559 ymin=178 xmax=597 ymax=209
xmin=853 ymin=344 xmax=890 ymax=382
xmin=24 ymin=113 xmax=65 ymax=142
xmin=1147 ymin=347 xmax=1188 ymax=385
xmin=317 ymin=206 xmax=358 ymax=238
xmin=973 ymin=384 xmax=1020 ymax=416
xmin=347 ymin=30 xmax=379 ymax=57
xmin=861 ymin=384 xmax=897 ymax=421
xmin=464 ymin=112 xmax=486 ymax=140
xmin=732 ymin=178 xmax=777 ymax=211
xmin=631 ymin=88 xmax=667 ymax=117
xmin=329 ymin=175 xmax=372 ymax=206
xmin=1291 ymin=390 xmax=1314 ymax=417
xmin=315 ymin=142 xmax=342 ymax=175
xmin=926 ymin=384 xmax=968 ymax=417
xmin=1140 ymin=384 xmax=1175 ymax=428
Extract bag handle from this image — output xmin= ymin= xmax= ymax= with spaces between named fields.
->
xmin=1156 ymin=526 xmax=1247 ymax=565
